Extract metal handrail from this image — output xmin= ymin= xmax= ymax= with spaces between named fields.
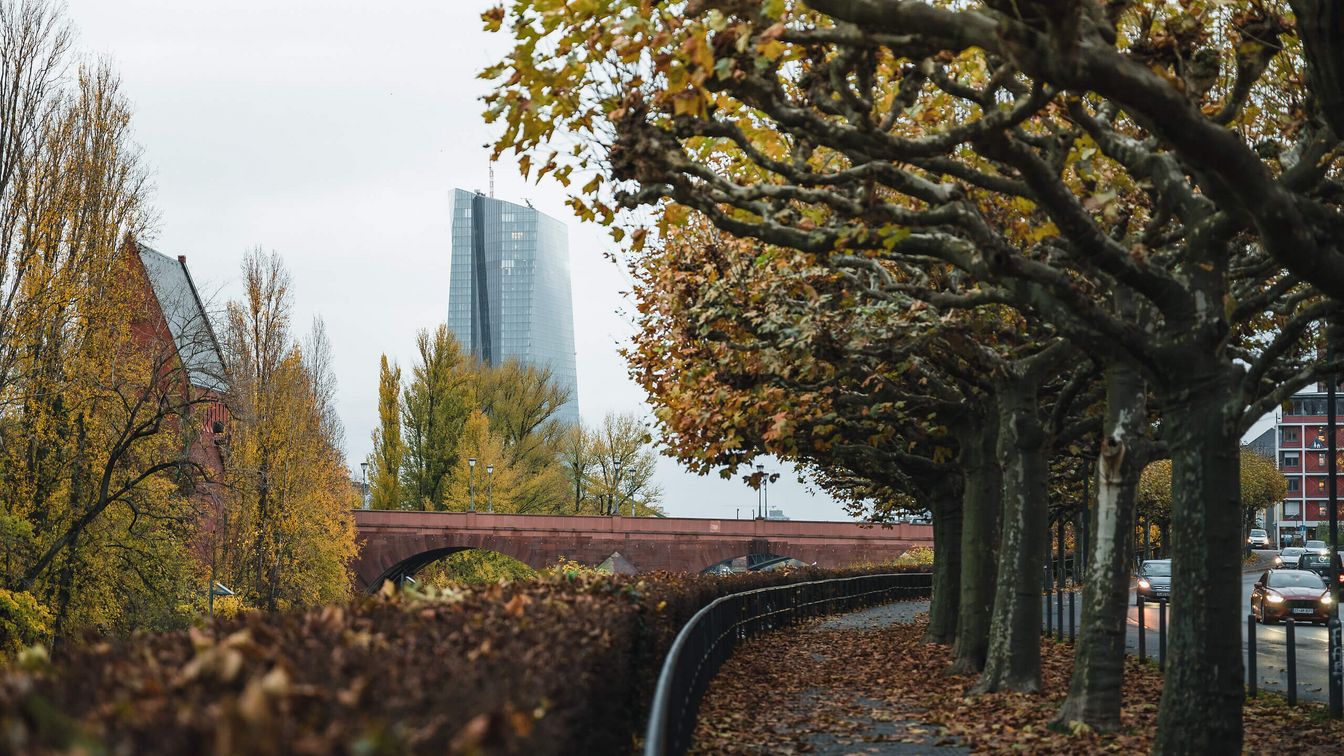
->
xmin=643 ymin=571 xmax=933 ymax=756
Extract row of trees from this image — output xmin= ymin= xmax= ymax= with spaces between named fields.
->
xmin=0 ymin=1 xmax=356 ymax=648
xmin=366 ymin=328 xmax=664 ymax=516
xmin=485 ymin=0 xmax=1342 ymax=752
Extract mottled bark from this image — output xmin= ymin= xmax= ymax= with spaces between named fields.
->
xmin=1153 ymin=370 xmax=1244 ymax=755
xmin=948 ymin=409 xmax=1000 ymax=675
xmin=1054 ymin=362 xmax=1146 ymax=729
xmin=974 ymin=376 xmax=1049 ymax=693
xmin=1291 ymin=0 xmax=1344 ymax=139
xmin=926 ymin=476 xmax=963 ymax=644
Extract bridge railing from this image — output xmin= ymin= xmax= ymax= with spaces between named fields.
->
xmin=643 ymin=571 xmax=933 ymax=756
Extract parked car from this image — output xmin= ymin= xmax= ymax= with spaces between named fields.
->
xmin=1252 ymin=569 xmax=1334 ymax=624
xmin=1135 ymin=559 xmax=1171 ymax=603
xmin=1297 ymin=552 xmax=1344 ymax=586
xmin=1248 ymin=529 xmax=1270 ymax=548
xmin=1280 ymin=547 xmax=1307 ymax=569
xmin=1305 ymin=540 xmax=1331 ymax=556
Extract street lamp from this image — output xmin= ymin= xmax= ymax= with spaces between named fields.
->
xmin=756 ymin=463 xmax=765 ymax=518
xmin=486 ymin=464 xmax=494 ymax=512
xmin=360 ymin=462 xmax=370 ymax=510
xmin=614 ymin=461 xmax=623 ymax=516
xmin=468 ymin=458 xmax=477 ymax=512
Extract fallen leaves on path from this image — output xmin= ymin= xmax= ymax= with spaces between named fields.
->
xmin=692 ymin=612 xmax=1344 ymax=754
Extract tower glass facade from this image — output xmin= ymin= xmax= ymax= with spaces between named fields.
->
xmin=449 ymin=189 xmax=579 ymax=425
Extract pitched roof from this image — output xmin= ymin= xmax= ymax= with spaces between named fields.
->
xmin=137 ymin=243 xmax=227 ymax=393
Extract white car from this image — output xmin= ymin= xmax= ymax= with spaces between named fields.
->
xmin=1304 ymin=540 xmax=1330 ymax=556
xmin=1280 ymin=547 xmax=1306 ymax=569
xmin=1248 ymin=529 xmax=1270 ymax=548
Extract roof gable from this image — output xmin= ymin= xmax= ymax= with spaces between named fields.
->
xmin=137 ymin=243 xmax=226 ymax=392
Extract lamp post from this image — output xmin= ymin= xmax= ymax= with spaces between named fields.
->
xmin=486 ymin=464 xmax=494 ymax=512
xmin=468 ymin=458 xmax=477 ymax=512
xmin=756 ymin=463 xmax=765 ymax=518
xmin=360 ymin=462 xmax=370 ymax=510
xmin=614 ymin=460 xmax=623 ymax=516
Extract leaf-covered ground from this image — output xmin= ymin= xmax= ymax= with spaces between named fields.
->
xmin=691 ymin=603 xmax=1344 ymax=754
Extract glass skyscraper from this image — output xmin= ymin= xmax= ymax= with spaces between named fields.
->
xmin=449 ymin=189 xmax=579 ymax=425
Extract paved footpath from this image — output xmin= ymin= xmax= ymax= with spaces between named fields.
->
xmin=690 ymin=602 xmax=968 ymax=754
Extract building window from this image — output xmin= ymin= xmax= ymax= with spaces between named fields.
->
xmin=1282 ymin=451 xmax=1299 ymax=467
xmin=1313 ymin=478 xmax=1328 ymax=495
xmin=1288 ymin=477 xmax=1300 ymax=492
xmin=1281 ymin=427 xmax=1299 ymax=443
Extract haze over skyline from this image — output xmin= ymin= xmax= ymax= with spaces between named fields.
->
xmin=62 ymin=0 xmax=854 ymax=521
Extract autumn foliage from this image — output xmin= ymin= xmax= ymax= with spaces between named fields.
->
xmin=0 ymin=565 xmax=926 ymax=754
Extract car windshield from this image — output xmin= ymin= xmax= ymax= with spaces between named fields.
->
xmin=1251 ymin=530 xmax=1267 ymax=537
xmin=1307 ymin=541 xmax=1327 ymax=549
xmin=1269 ymin=572 xmax=1326 ymax=589
xmin=1141 ymin=562 xmax=1171 ymax=576
xmin=1283 ymin=548 xmax=1305 ymax=556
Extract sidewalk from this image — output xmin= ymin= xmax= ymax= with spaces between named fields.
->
xmin=689 ymin=602 xmax=968 ymax=754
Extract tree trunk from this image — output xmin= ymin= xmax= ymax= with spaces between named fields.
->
xmin=1153 ymin=369 xmax=1244 ymax=755
xmin=949 ymin=409 xmax=1000 ymax=675
xmin=1055 ymin=361 xmax=1146 ymax=730
xmin=926 ymin=476 xmax=963 ymax=644
xmin=975 ymin=376 xmax=1048 ymax=693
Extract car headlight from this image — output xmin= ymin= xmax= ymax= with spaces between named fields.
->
xmin=1138 ymin=578 xmax=1150 ymax=589
xmin=1267 ymin=593 xmax=1285 ymax=604
xmin=1275 ymin=557 xmax=1283 ymax=565
xmin=1323 ymin=593 xmax=1334 ymax=605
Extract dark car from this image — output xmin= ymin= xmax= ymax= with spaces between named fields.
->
xmin=1135 ymin=559 xmax=1171 ymax=604
xmin=1252 ymin=569 xmax=1334 ymax=625
xmin=1297 ymin=552 xmax=1344 ymax=587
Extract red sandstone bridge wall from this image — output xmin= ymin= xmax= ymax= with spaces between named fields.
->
xmin=351 ymin=510 xmax=933 ymax=591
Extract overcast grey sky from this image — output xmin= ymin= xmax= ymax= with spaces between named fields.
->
xmin=63 ymin=0 xmax=853 ymax=521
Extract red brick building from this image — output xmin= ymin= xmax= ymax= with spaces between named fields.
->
xmin=1272 ymin=383 xmax=1344 ymax=546
xmin=125 ymin=238 xmax=229 ymax=544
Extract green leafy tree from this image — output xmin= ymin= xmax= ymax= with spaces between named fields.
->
xmin=368 ymin=355 xmax=405 ymax=510
xmin=400 ymin=325 xmax=473 ymax=510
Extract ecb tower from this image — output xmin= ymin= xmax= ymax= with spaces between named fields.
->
xmin=448 ymin=189 xmax=579 ymax=425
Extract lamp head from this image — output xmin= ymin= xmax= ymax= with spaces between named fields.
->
xmin=468 ymin=458 xmax=477 ymax=468
xmin=486 ymin=464 xmax=494 ymax=474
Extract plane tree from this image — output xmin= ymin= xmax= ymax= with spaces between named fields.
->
xmin=485 ymin=0 xmax=1344 ymax=748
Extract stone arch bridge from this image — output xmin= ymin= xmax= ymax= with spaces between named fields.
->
xmin=352 ymin=510 xmax=933 ymax=591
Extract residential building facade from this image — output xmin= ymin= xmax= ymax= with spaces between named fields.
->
xmin=448 ymin=189 xmax=579 ymax=425
xmin=1272 ymin=383 xmax=1344 ymax=546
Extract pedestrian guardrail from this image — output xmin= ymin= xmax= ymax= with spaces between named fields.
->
xmin=643 ymin=571 xmax=933 ymax=756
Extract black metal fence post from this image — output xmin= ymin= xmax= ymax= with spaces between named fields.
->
xmin=1137 ymin=595 xmax=1146 ymax=662
xmin=1158 ymin=599 xmax=1167 ymax=670
xmin=1287 ymin=618 xmax=1298 ymax=706
xmin=1045 ymin=559 xmax=1054 ymax=638
xmin=1056 ymin=519 xmax=1065 ymax=640
xmin=1068 ymin=590 xmax=1076 ymax=644
xmin=1247 ymin=613 xmax=1257 ymax=698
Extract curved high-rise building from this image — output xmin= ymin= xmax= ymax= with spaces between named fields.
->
xmin=448 ymin=189 xmax=579 ymax=425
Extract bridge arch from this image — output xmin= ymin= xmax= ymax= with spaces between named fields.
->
xmin=369 ymin=545 xmax=538 ymax=591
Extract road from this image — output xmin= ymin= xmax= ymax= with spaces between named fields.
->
xmin=1043 ymin=552 xmax=1336 ymax=702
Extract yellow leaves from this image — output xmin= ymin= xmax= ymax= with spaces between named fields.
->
xmin=481 ymin=6 xmax=505 ymax=32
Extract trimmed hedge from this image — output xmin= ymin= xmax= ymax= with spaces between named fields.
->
xmin=0 ymin=565 xmax=926 ymax=755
